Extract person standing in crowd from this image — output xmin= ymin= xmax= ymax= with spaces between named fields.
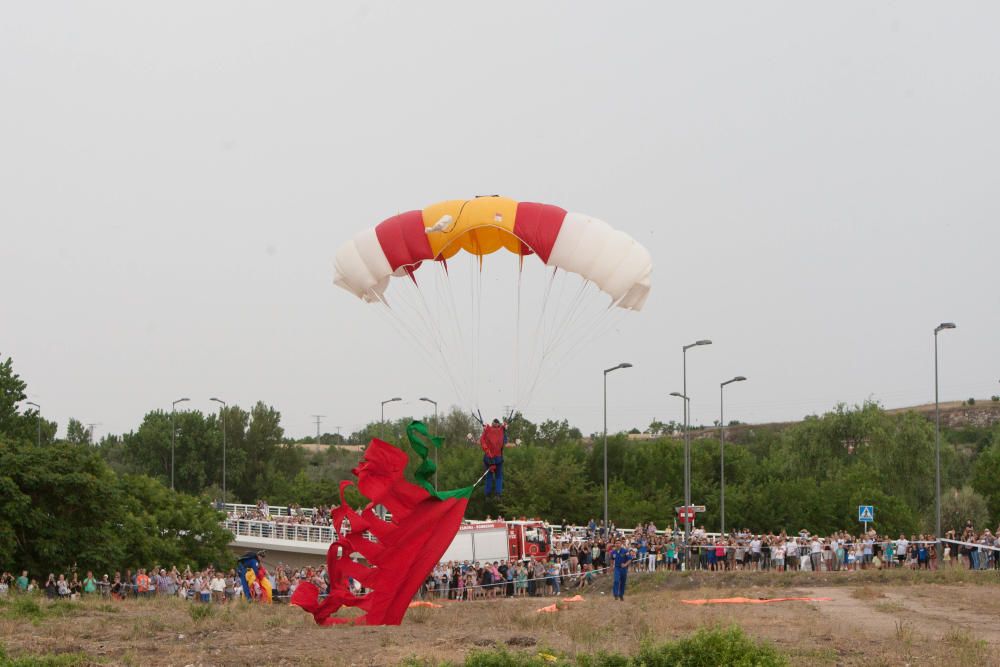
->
xmin=83 ymin=571 xmax=97 ymax=596
xmin=136 ymin=569 xmax=150 ymax=598
xmin=610 ymin=539 xmax=632 ymax=601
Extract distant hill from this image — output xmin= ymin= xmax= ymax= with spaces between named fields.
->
xmin=687 ymin=399 xmax=1000 ymax=441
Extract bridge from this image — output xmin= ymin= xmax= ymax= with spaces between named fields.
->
xmin=222 ymin=503 xmax=375 ymax=569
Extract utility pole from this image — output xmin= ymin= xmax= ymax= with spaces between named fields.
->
xmin=87 ymin=423 xmax=101 ymax=443
xmin=311 ymin=415 xmax=325 ymax=441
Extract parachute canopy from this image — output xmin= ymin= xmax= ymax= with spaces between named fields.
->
xmin=334 ymin=196 xmax=651 ymax=311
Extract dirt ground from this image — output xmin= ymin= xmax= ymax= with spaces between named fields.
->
xmin=2 ymin=570 xmax=999 ymax=666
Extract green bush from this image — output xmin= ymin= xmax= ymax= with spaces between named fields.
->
xmin=461 ymin=627 xmax=786 ymax=666
xmin=0 ymin=643 xmax=96 ymax=667
xmin=188 ymin=604 xmax=214 ymax=622
xmin=464 ymin=649 xmax=553 ymax=666
xmin=2 ymin=598 xmax=43 ymax=621
xmin=634 ymin=627 xmax=786 ymax=667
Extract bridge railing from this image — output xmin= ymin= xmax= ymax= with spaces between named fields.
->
xmin=224 ymin=518 xmax=378 ymax=545
xmin=225 ymin=519 xmax=334 ymax=543
xmin=224 ymin=503 xmax=317 ymax=518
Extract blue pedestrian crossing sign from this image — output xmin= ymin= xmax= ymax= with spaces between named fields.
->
xmin=858 ymin=505 xmax=874 ymax=523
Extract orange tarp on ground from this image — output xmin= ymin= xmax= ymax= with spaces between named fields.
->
xmin=561 ymin=595 xmax=585 ymax=602
xmin=536 ymin=604 xmax=560 ymax=613
xmin=407 ymin=601 xmax=443 ymax=608
xmin=681 ymin=596 xmax=832 ymax=605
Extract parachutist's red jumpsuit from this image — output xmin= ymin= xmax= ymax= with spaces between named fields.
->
xmin=480 ymin=424 xmax=506 ymax=497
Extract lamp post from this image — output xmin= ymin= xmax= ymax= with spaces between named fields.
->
xmin=210 ymin=397 xmax=227 ymax=504
xmin=171 ymin=397 xmax=189 ymax=491
xmin=419 ymin=397 xmax=438 ymax=490
xmin=25 ymin=401 xmax=40 ymax=447
xmin=670 ymin=391 xmax=691 ymax=565
xmin=934 ymin=322 xmax=956 ymax=558
xmin=682 ymin=339 xmax=711 ymax=544
xmin=381 ymin=397 xmax=402 ymax=440
xmin=719 ymin=376 xmax=746 ymax=535
xmin=603 ymin=363 xmax=633 ymax=534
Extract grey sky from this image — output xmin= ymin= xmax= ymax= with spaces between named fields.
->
xmin=2 ymin=1 xmax=998 ymax=440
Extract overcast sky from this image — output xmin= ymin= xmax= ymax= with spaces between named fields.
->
xmin=2 ymin=1 xmax=998 ymax=441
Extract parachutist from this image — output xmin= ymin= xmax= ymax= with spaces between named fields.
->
xmin=480 ymin=418 xmax=507 ymax=498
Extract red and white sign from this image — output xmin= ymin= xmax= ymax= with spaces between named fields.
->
xmin=675 ymin=505 xmax=706 ymax=524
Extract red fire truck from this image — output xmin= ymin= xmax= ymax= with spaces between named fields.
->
xmin=439 ymin=520 xmax=551 ymax=563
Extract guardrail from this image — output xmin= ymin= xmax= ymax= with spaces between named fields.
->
xmin=224 ymin=503 xmax=317 ymax=518
xmin=224 ymin=518 xmax=378 ymax=545
xmin=225 ymin=519 xmax=334 ymax=543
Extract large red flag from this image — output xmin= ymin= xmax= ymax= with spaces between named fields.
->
xmin=292 ymin=422 xmax=472 ymax=626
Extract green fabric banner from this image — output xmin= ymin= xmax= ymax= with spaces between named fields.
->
xmin=406 ymin=420 xmax=474 ymax=501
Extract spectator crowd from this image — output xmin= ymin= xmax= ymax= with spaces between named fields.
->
xmin=0 ymin=562 xmax=337 ymax=605
xmin=6 ymin=516 xmax=998 ymax=609
xmin=225 ymin=500 xmax=335 ymax=527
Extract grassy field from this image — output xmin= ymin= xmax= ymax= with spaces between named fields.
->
xmin=1 ymin=569 xmax=999 ymax=666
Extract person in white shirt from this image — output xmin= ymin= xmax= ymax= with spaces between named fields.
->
xmin=810 ymin=538 xmax=822 ymax=571
xmin=210 ymin=574 xmax=225 ymax=604
xmin=750 ymin=538 xmax=762 ymax=571
xmin=785 ymin=538 xmax=799 ymax=570
xmin=772 ymin=540 xmax=785 ymax=572
xmin=895 ymin=534 xmax=909 ymax=567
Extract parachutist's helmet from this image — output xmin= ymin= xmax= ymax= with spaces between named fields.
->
xmin=492 ymin=419 xmax=500 ymax=425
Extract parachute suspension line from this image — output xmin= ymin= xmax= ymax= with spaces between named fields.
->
xmin=385 ymin=283 xmax=468 ymax=402
xmin=532 ymin=307 xmax=630 ymax=406
xmin=512 ymin=254 xmax=523 ymax=412
xmin=527 ymin=266 xmax=559 ymax=387
xmin=475 ymin=253 xmax=484 ymax=411
xmin=520 ymin=277 xmax=621 ymax=410
xmin=367 ymin=288 xmax=467 ymax=403
xmin=520 ymin=304 xmax=626 ymax=411
xmin=392 ymin=274 xmax=472 ymax=403
xmin=468 ymin=253 xmax=480 ymax=412
xmin=539 ymin=278 xmax=592 ymax=358
xmin=517 ymin=266 xmax=573 ymax=412
xmin=436 ymin=261 xmax=473 ymax=411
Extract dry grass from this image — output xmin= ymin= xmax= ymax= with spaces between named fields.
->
xmin=0 ymin=574 xmax=999 ymax=666
xmin=873 ymin=600 xmax=906 ymax=614
xmin=850 ymin=585 xmax=886 ymax=600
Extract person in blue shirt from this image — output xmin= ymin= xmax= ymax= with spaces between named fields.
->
xmin=610 ymin=540 xmax=633 ymax=601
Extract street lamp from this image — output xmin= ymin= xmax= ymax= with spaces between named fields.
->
xmin=171 ymin=397 xmax=190 ymax=491
xmin=603 ymin=363 xmax=633 ymax=534
xmin=419 ymin=397 xmax=439 ymax=490
xmin=25 ymin=401 xmax=40 ymax=447
xmin=681 ymin=339 xmax=712 ymax=544
xmin=669 ymin=391 xmax=690 ymax=558
xmin=381 ymin=397 xmax=402 ymax=440
xmin=934 ymin=322 xmax=956 ymax=557
xmin=210 ymin=397 xmax=227 ymax=505
xmin=719 ymin=376 xmax=747 ymax=535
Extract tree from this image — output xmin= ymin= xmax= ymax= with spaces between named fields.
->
xmin=65 ymin=418 xmax=91 ymax=445
xmin=940 ymin=486 xmax=990 ymax=533
xmin=647 ymin=420 xmax=678 ymax=436
xmin=971 ymin=429 xmax=1000 ymax=524
xmin=0 ymin=355 xmax=33 ymax=443
xmin=0 ymin=433 xmax=233 ymax=575
xmin=536 ymin=419 xmax=582 ymax=446
xmin=116 ymin=475 xmax=232 ymax=568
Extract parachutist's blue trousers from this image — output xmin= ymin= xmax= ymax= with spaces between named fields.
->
xmin=484 ymin=456 xmax=504 ymax=496
xmin=613 ymin=567 xmax=628 ymax=598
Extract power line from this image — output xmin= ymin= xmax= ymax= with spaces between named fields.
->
xmin=311 ymin=415 xmax=326 ymax=440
